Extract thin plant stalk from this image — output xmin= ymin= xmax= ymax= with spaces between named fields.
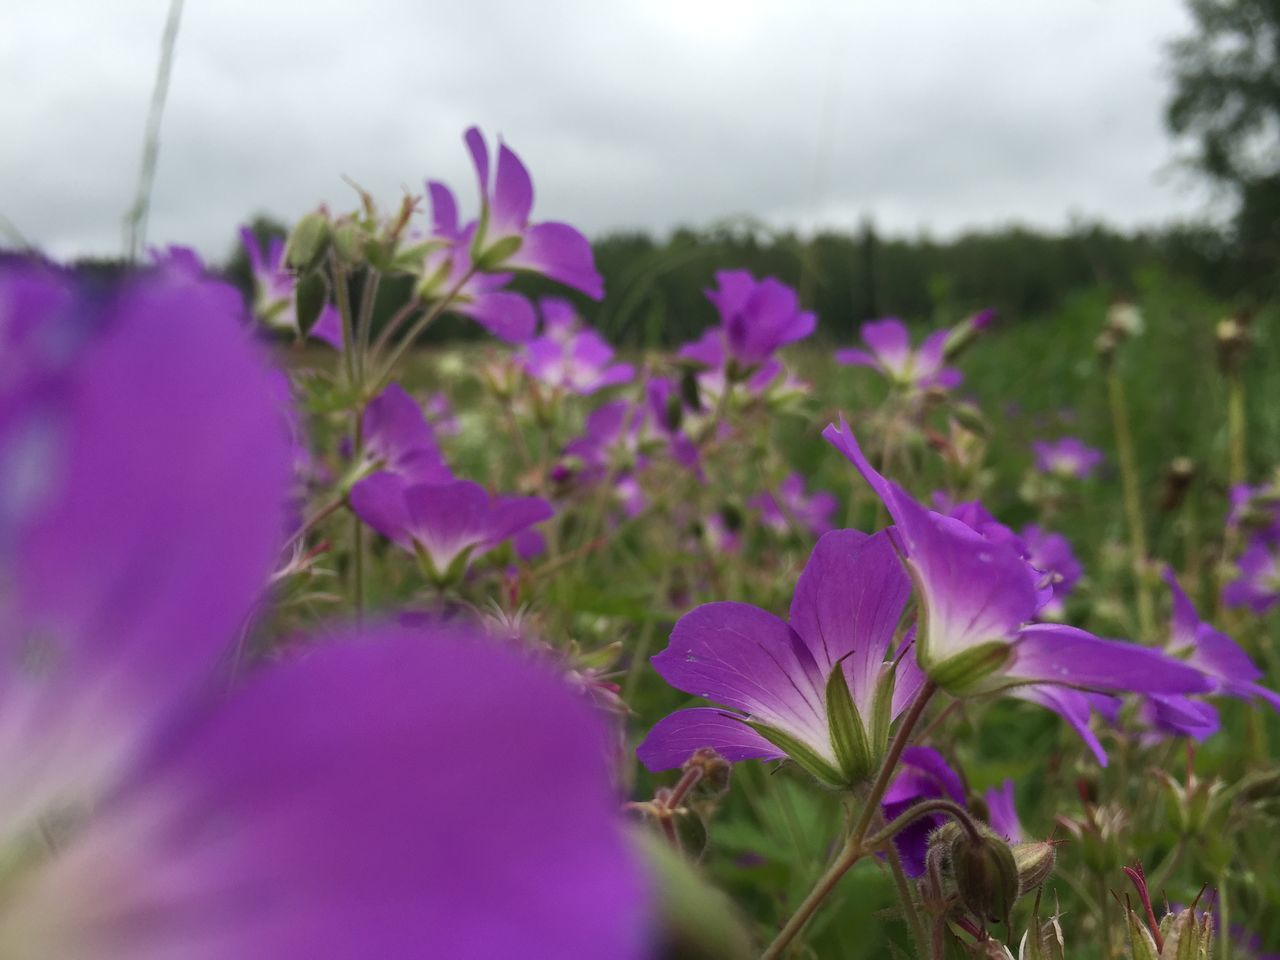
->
xmin=885 ymin=841 xmax=931 ymax=960
xmin=1227 ymin=372 xmax=1247 ymax=489
xmin=1107 ymin=367 xmax=1155 ymax=639
xmin=760 ymin=681 xmax=938 ymax=960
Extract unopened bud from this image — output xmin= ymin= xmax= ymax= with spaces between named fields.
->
xmin=1011 ymin=840 xmax=1056 ymax=894
xmin=951 ymin=826 xmax=1020 ymax=925
xmin=285 ymin=211 xmax=331 ymax=271
xmin=1216 ymin=315 xmax=1250 ymax=376
xmin=683 ymin=747 xmax=732 ymax=800
xmin=1157 ymin=907 xmax=1214 ymax=959
xmin=331 ymin=219 xmax=367 ymax=264
xmin=1158 ymin=457 xmax=1197 ymax=512
xmin=1107 ymin=300 xmax=1144 ymax=339
xmin=1096 ymin=329 xmax=1119 ymax=364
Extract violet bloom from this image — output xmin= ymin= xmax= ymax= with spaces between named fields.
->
xmin=422 ymin=180 xmax=536 ymax=341
xmin=519 ymin=300 xmax=634 ymax=394
xmin=835 ymin=317 xmax=961 ymax=391
xmin=677 ymin=327 xmax=785 ymax=404
xmin=462 ymin=127 xmax=604 ymax=299
xmin=1227 ymin=482 xmax=1280 ymax=543
xmin=984 ymin=780 xmax=1023 ymax=843
xmin=1154 ymin=568 xmax=1280 ymax=732
xmin=700 ymin=269 xmax=815 ymax=370
xmin=360 ymin=383 xmax=453 ymax=485
xmin=239 ymin=226 xmax=343 ymax=348
xmin=1223 ymin=537 xmax=1280 ymax=614
xmin=638 ymin=530 xmax=925 ymax=788
xmin=350 ymin=473 xmax=553 ymax=582
xmin=880 ymin=747 xmax=966 ymax=876
xmin=425 ymin=391 xmax=460 ymax=437
xmin=749 ymin=473 xmax=838 ymax=539
xmin=824 ymin=418 xmax=1210 ymax=760
xmin=1031 ymin=437 xmax=1103 ymax=480
xmin=0 ymin=261 xmax=647 ymax=956
xmin=1021 ymin=524 xmax=1082 ymax=619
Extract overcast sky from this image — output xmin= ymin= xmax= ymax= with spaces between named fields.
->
xmin=1 ymin=0 xmax=1219 ymax=262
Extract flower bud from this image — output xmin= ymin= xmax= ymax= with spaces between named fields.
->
xmin=1107 ymin=300 xmax=1144 ymax=339
xmin=1158 ymin=457 xmax=1196 ymax=512
xmin=1157 ymin=907 xmax=1213 ymax=960
xmin=951 ymin=826 xmax=1020 ymax=925
xmin=683 ymin=747 xmax=733 ymax=801
xmin=285 ymin=210 xmax=331 ymax=271
xmin=1215 ymin=314 xmax=1250 ymax=376
xmin=1011 ymin=840 xmax=1056 ymax=895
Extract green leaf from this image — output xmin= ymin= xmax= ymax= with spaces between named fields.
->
xmin=743 ymin=721 xmax=847 ymax=788
xmin=825 ymin=659 xmax=874 ymax=785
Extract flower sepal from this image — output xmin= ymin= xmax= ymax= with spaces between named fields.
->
xmin=825 ymin=659 xmax=876 ymax=787
xmin=741 ymin=720 xmax=847 ymax=789
xmin=922 ymin=639 xmax=1013 ymax=696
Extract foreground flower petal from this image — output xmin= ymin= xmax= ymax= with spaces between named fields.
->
xmin=0 ymin=262 xmax=292 ymax=826
xmin=0 ymin=629 xmax=651 ymax=959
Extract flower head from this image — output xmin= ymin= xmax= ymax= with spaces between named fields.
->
xmin=361 ymin=383 xmax=453 ymax=485
xmin=1032 ymin=437 xmax=1103 ymax=480
xmin=460 ymin=127 xmax=604 ymax=299
xmin=823 ymin=417 xmax=1210 ymax=760
xmin=1223 ymin=537 xmax=1280 ymax=615
xmin=1021 ymin=524 xmax=1082 ymax=619
xmin=700 ymin=269 xmax=815 ymax=370
xmin=350 ymin=473 xmax=553 ymax=582
xmin=638 ymin=530 xmax=925 ymax=788
xmin=835 ymin=318 xmax=961 ymax=391
xmin=749 ymin=473 xmax=838 ymax=539
xmin=519 ymin=299 xmax=634 ymax=394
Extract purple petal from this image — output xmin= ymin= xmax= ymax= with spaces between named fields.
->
xmin=859 ymin=318 xmax=911 ymax=373
xmin=834 ymin=347 xmax=879 ymax=368
xmin=427 ymin=181 xmax=460 ymax=239
xmin=42 ymin=627 xmax=649 ymax=958
xmin=985 ymin=780 xmax=1023 ymax=842
xmin=308 ymin=305 xmax=344 ymax=350
xmin=506 ymin=222 xmax=605 ymax=300
xmin=788 ymin=530 xmax=911 ymax=713
xmin=491 ymin=142 xmax=534 ymax=235
xmin=1014 ymin=685 xmax=1111 ymax=766
xmin=0 ymin=266 xmax=291 ymax=824
xmin=637 ymin=707 xmax=785 ymax=771
xmin=1009 ymin=623 xmax=1213 ymax=695
xmin=881 ymin=746 xmax=966 ymax=877
xmin=349 ymin=472 xmax=415 ymax=550
xmin=362 ymin=384 xmax=451 ymax=485
xmin=651 ymin=602 xmax=830 ymax=758
xmin=464 ymin=126 xmax=490 ymax=198
xmin=453 ymin=290 xmax=537 ymax=342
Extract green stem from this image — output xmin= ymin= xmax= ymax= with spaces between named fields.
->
xmin=759 ymin=681 xmax=938 ymax=960
xmin=368 ymin=269 xmax=477 ymax=395
xmin=351 ymin=411 xmax=365 ymax=620
xmin=886 ymin=839 xmax=931 ymax=960
xmin=1218 ymin=874 xmax=1231 ymax=960
xmin=1107 ymin=367 xmax=1155 ymax=639
xmin=1096 ymin=871 xmax=1115 ymax=960
xmin=331 ymin=253 xmax=359 ymax=393
xmin=862 ymin=797 xmax=982 ymax=852
xmin=1227 ymin=373 xmax=1247 ymax=489
xmin=355 ymin=270 xmax=381 ymax=383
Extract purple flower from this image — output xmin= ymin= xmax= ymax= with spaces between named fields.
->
xmin=881 ymin=747 xmax=966 ymax=876
xmin=1227 ymin=482 xmax=1280 ymax=544
xmin=0 ymin=261 xmax=648 ymax=956
xmin=519 ymin=300 xmax=634 ymax=394
xmin=638 ymin=530 xmax=925 ymax=787
xmin=1224 ymin=537 xmax=1280 ymax=615
xmin=361 ymin=383 xmax=453 ymax=485
xmin=824 ymin=418 xmax=1210 ymax=759
xmin=421 ymin=182 xmax=537 ymax=342
xmin=1031 ymin=437 xmax=1103 ymax=480
xmin=749 ymin=473 xmax=838 ymax=539
xmin=835 ymin=318 xmax=961 ymax=391
xmin=677 ymin=327 xmax=786 ymax=404
xmin=984 ymin=780 xmax=1023 ymax=843
xmin=1153 ymin=568 xmax=1280 ymax=733
xmin=424 ymin=391 xmax=460 ymax=437
xmin=239 ymin=226 xmax=343 ymax=348
xmin=1021 ymin=524 xmax=1083 ymax=619
xmin=461 ymin=127 xmax=604 ymax=299
xmin=350 ymin=473 xmax=553 ymax=581
xmin=700 ymin=269 xmax=815 ymax=369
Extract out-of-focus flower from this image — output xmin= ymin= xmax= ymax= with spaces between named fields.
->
xmin=678 ymin=327 xmax=785 ymax=404
xmin=350 ymin=473 xmax=553 ymax=582
xmin=1021 ymin=524 xmax=1082 ymax=619
xmin=1032 ymin=437 xmax=1103 ymax=480
xmin=1227 ymin=481 xmax=1280 ymax=544
xmin=693 ymin=270 xmax=815 ymax=371
xmin=836 ymin=317 xmax=961 ymax=391
xmin=639 ymin=530 xmax=925 ymax=788
xmin=360 ymin=383 xmax=453 ymax=485
xmin=239 ymin=226 xmax=343 ymax=347
xmin=825 ymin=418 xmax=1210 ymax=762
xmin=881 ymin=747 xmax=966 ymax=876
xmin=749 ymin=473 xmax=838 ymax=539
xmin=0 ymin=261 xmax=648 ymax=957
xmin=461 ymin=127 xmax=604 ymax=299
xmin=519 ymin=299 xmax=634 ymax=394
xmin=985 ymin=780 xmax=1024 ymax=843
xmin=1223 ymin=538 xmax=1280 ymax=614
xmin=1154 ymin=569 xmax=1280 ymax=729
xmin=424 ymin=390 xmax=460 ymax=436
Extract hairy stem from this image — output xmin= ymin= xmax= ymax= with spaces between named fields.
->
xmin=1107 ymin=367 xmax=1154 ymax=639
